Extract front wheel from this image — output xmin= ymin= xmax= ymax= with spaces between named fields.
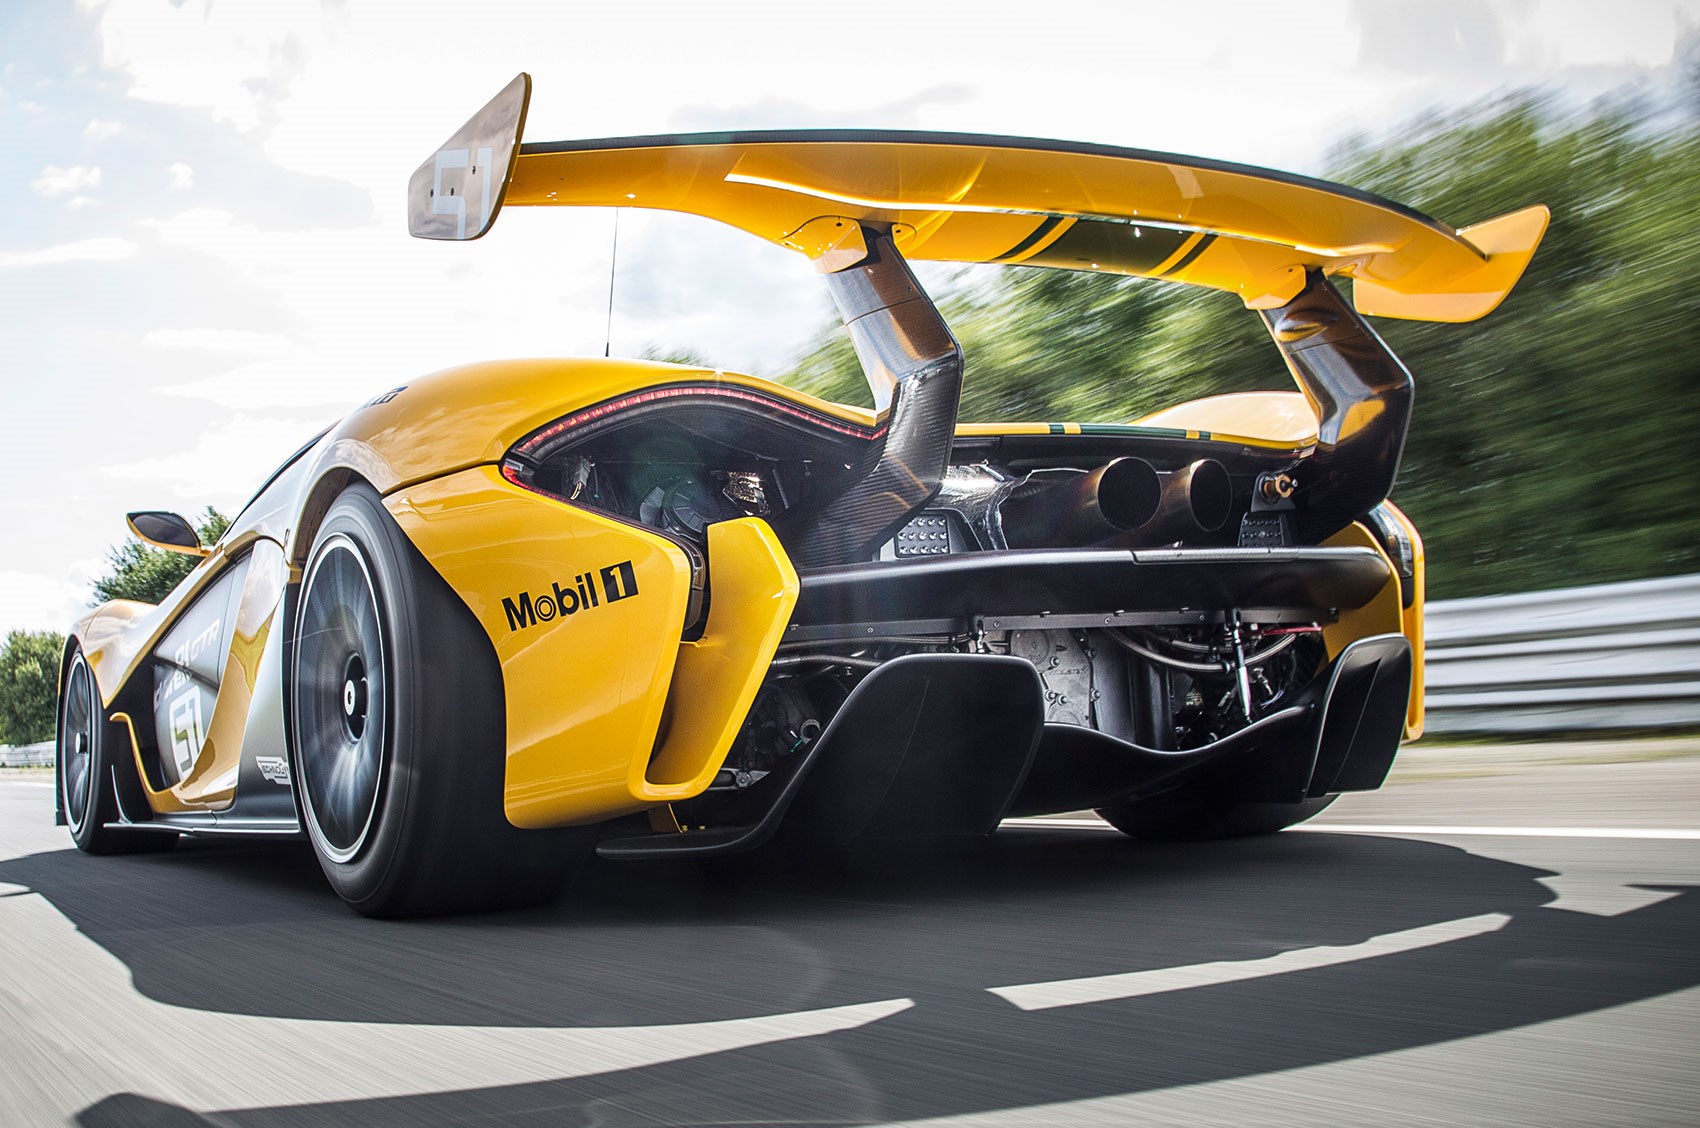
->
xmin=58 ymin=648 xmax=178 ymax=854
xmin=291 ymin=484 xmax=593 ymax=916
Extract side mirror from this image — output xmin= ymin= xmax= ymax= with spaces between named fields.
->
xmin=126 ymin=511 xmax=209 ymax=557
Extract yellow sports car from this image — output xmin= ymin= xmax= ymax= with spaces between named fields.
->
xmin=56 ymin=75 xmax=1547 ymax=916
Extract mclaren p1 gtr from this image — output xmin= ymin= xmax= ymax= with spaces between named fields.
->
xmin=56 ymin=74 xmax=1548 ymax=916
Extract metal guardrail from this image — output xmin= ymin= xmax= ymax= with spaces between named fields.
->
xmin=1423 ymin=573 xmax=1700 ymax=734
xmin=0 ymin=741 xmax=55 ymax=768
xmin=3 ymin=577 xmax=1695 ymax=760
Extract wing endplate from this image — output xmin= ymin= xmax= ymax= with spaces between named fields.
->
xmin=407 ymin=72 xmax=531 ymax=240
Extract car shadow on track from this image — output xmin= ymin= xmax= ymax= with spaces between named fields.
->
xmin=3 ymin=830 xmax=1695 ymax=1125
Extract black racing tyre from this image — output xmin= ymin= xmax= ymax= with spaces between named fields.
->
xmin=1096 ymin=785 xmax=1338 ymax=841
xmin=290 ymin=483 xmax=594 ymax=917
xmin=58 ymin=647 xmax=178 ymax=855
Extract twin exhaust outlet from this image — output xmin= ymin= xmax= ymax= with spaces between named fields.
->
xmin=998 ymin=457 xmax=1234 ymax=548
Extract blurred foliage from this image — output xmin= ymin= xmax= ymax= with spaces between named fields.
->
xmin=639 ymin=345 xmax=716 ymax=367
xmin=1326 ymin=93 xmax=1700 ymax=597
xmin=778 ymin=94 xmax=1700 ymax=598
xmin=0 ymin=630 xmax=64 ymax=745
xmin=91 ymin=507 xmax=231 ymax=607
xmin=784 ymin=269 xmax=1279 ymax=422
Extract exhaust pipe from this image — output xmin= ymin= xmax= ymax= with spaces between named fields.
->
xmin=999 ymin=458 xmax=1232 ymax=548
xmin=999 ymin=458 xmax=1162 ymax=547
xmin=1143 ymin=457 xmax=1232 ymax=543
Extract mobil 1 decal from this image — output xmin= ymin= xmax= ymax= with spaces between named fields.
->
xmin=502 ymin=560 xmax=638 ymax=632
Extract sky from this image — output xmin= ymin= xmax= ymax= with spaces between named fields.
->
xmin=1 ymin=0 xmax=1695 ymax=638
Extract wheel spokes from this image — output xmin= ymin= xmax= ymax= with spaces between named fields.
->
xmin=294 ymin=539 xmax=387 ymax=862
xmin=60 ymin=661 xmax=95 ymax=829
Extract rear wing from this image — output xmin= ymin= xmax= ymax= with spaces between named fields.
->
xmin=410 ymin=73 xmax=1547 ymax=322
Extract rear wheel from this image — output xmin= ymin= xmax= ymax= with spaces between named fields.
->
xmin=1096 ymin=785 xmax=1337 ymax=841
xmin=291 ymin=484 xmax=593 ymax=916
xmin=58 ymin=648 xmax=178 ymax=854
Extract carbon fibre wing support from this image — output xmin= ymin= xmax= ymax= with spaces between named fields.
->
xmin=786 ymin=226 xmax=964 ymax=567
xmin=1263 ymin=270 xmax=1415 ymax=542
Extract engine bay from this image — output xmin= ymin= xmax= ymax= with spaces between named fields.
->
xmin=504 ymin=388 xmax=1310 ymax=562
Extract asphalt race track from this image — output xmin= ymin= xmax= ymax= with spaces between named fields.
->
xmin=2 ymin=741 xmax=1696 ymax=1126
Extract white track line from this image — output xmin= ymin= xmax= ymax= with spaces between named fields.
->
xmin=989 ymin=912 xmax=1510 ymax=1011
xmin=1298 ymin=823 xmax=1700 ymax=840
xmin=1001 ymin=817 xmax=1700 ymax=840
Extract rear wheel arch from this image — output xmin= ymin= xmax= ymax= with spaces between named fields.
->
xmin=288 ymin=466 xmax=362 ymax=573
xmin=288 ymin=481 xmax=593 ymax=916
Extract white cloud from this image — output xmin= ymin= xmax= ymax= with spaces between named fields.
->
xmin=84 ymin=118 xmax=122 ymax=141
xmin=31 ymin=164 xmax=102 ymax=197
xmin=100 ymin=413 xmax=330 ymax=502
xmin=168 ymin=161 xmax=193 ymax=189
xmin=0 ymin=238 xmax=137 ymax=268
xmin=0 ymin=567 xmax=101 ymax=634
xmin=80 ymin=0 xmax=341 ymax=131
xmin=65 ymin=196 xmax=102 ymax=211
xmin=1503 ymin=0 xmax=1686 ymax=68
xmin=145 ymin=328 xmax=291 ymax=355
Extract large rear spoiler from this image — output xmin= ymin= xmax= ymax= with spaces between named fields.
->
xmin=410 ymin=73 xmax=1547 ymax=323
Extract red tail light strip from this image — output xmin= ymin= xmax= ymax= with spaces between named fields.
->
xmin=511 ymin=383 xmax=886 ymax=459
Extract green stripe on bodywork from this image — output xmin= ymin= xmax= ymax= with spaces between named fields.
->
xmin=1073 ymin=423 xmax=1195 ymax=439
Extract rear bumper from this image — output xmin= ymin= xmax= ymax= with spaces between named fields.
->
xmin=598 ymin=636 xmax=1413 ymax=859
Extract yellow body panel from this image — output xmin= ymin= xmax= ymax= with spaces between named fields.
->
xmin=384 ymin=466 xmax=697 ymax=829
xmin=645 ymin=518 xmax=799 ymax=797
xmin=1380 ymin=501 xmax=1427 ymax=739
xmin=1322 ymin=515 xmax=1426 ymax=740
xmin=1130 ymin=392 xmax=1320 ymax=450
xmin=508 ymin=136 xmax=1545 ymax=321
xmin=953 ymin=422 xmax=1056 ymax=437
xmin=1352 ymin=205 xmax=1550 ymax=322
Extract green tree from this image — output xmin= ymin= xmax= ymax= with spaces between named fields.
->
xmin=0 ymin=630 xmax=64 ymax=745
xmin=91 ymin=507 xmax=231 ymax=606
